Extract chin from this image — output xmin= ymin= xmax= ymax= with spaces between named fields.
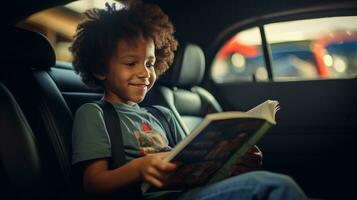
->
xmin=130 ymin=95 xmax=145 ymax=104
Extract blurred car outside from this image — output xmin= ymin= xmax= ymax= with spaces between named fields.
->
xmin=212 ymin=17 xmax=357 ymax=83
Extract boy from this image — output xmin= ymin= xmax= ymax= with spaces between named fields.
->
xmin=70 ymin=2 xmax=308 ymax=200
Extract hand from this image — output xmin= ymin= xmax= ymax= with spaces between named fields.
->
xmin=136 ymin=152 xmax=177 ymax=188
xmin=229 ymin=145 xmax=263 ymax=176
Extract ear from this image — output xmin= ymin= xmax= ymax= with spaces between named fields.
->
xmin=93 ymin=73 xmax=106 ymax=81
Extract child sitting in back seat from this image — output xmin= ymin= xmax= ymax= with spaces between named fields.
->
xmin=70 ymin=1 xmax=308 ymax=200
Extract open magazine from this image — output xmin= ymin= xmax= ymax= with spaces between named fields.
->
xmin=142 ymin=100 xmax=280 ymax=192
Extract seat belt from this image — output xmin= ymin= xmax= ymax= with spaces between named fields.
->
xmin=96 ymin=100 xmax=125 ymax=169
xmin=96 ymin=100 xmax=143 ymax=200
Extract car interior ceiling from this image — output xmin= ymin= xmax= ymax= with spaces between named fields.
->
xmin=1 ymin=0 xmax=357 ymax=199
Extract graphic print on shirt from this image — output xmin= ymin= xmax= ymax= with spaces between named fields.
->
xmin=133 ymin=121 xmax=171 ymax=155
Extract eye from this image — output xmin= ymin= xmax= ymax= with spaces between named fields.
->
xmin=125 ymin=62 xmax=136 ymax=67
xmin=146 ymin=63 xmax=155 ymax=68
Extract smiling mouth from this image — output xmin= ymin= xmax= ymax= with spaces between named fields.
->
xmin=129 ymin=83 xmax=149 ymax=89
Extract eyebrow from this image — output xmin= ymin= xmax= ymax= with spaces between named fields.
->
xmin=118 ymin=55 xmax=156 ymax=60
xmin=118 ymin=55 xmax=138 ymax=59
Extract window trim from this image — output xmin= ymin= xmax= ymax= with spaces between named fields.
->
xmin=208 ymin=4 xmax=357 ymax=84
xmin=260 ymin=26 xmax=273 ymax=81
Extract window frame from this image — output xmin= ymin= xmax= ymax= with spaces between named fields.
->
xmin=208 ymin=5 xmax=357 ymax=84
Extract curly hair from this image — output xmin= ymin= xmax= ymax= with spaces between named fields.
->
xmin=70 ymin=2 xmax=178 ymax=88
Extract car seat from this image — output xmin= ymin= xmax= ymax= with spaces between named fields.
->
xmin=0 ymin=82 xmax=47 ymax=199
xmin=2 ymin=27 xmax=75 ymax=199
xmin=144 ymin=43 xmax=222 ymax=134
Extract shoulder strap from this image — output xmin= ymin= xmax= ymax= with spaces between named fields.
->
xmin=144 ymin=105 xmax=176 ymax=147
xmin=95 ymin=100 xmax=143 ymax=199
xmin=95 ymin=100 xmax=125 ymax=169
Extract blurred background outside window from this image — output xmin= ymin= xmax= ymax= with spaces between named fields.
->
xmin=211 ymin=16 xmax=357 ymax=83
xmin=17 ymin=0 xmax=121 ymax=64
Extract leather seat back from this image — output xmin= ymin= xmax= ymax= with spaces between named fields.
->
xmin=2 ymin=27 xmax=74 ymax=199
xmin=0 ymin=82 xmax=47 ymax=199
xmin=144 ymin=43 xmax=222 ymax=134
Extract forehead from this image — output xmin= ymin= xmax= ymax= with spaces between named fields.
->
xmin=116 ymin=37 xmax=155 ymax=53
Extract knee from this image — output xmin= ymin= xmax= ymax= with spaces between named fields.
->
xmin=191 ymin=171 xmax=307 ymax=200
xmin=246 ymin=171 xmax=307 ymax=198
xmin=249 ymin=171 xmax=300 ymax=188
xmin=259 ymin=171 xmax=296 ymax=183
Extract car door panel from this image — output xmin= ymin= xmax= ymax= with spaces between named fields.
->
xmin=207 ymin=78 xmax=357 ymax=198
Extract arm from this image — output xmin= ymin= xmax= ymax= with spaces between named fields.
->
xmin=83 ymin=152 xmax=177 ymax=194
xmin=73 ymin=104 xmax=177 ymax=194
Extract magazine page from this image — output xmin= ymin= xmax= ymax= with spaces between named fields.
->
xmin=246 ymin=100 xmax=279 ymax=124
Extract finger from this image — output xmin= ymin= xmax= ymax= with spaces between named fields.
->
xmin=144 ymin=175 xmax=165 ymax=188
xmin=238 ymin=151 xmax=262 ymax=162
xmin=154 ymin=152 xmax=171 ymax=159
xmin=254 ymin=145 xmax=262 ymax=153
xmin=153 ymin=160 xmax=177 ymax=172
xmin=147 ymin=166 xmax=167 ymax=180
xmin=246 ymin=145 xmax=260 ymax=154
xmin=242 ymin=150 xmax=263 ymax=162
xmin=235 ymin=156 xmax=262 ymax=168
xmin=242 ymin=152 xmax=262 ymax=162
xmin=248 ymin=146 xmax=263 ymax=157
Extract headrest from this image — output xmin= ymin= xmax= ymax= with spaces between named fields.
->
xmin=4 ymin=27 xmax=55 ymax=70
xmin=159 ymin=43 xmax=205 ymax=87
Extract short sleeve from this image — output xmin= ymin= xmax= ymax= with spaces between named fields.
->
xmin=71 ymin=103 xmax=111 ymax=165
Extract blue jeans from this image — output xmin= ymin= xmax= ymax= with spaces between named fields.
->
xmin=176 ymin=171 xmax=308 ymax=200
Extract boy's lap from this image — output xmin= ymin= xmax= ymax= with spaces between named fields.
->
xmin=176 ymin=171 xmax=304 ymax=200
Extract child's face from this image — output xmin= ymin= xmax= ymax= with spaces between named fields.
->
xmin=97 ymin=37 xmax=156 ymax=104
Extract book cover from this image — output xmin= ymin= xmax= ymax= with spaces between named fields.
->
xmin=142 ymin=100 xmax=280 ymax=191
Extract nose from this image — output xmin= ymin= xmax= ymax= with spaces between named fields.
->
xmin=138 ymin=64 xmax=150 ymax=78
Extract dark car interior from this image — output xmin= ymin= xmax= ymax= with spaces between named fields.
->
xmin=1 ymin=0 xmax=357 ymax=199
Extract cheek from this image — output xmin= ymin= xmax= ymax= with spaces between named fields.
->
xmin=147 ymin=71 xmax=157 ymax=90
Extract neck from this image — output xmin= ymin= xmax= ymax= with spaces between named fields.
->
xmin=102 ymin=91 xmax=135 ymax=105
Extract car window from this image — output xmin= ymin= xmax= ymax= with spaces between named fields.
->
xmin=211 ymin=16 xmax=357 ymax=83
xmin=16 ymin=0 xmax=121 ymax=64
xmin=211 ymin=27 xmax=267 ymax=83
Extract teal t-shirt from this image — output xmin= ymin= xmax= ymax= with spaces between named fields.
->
xmin=72 ymin=102 xmax=186 ymax=165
